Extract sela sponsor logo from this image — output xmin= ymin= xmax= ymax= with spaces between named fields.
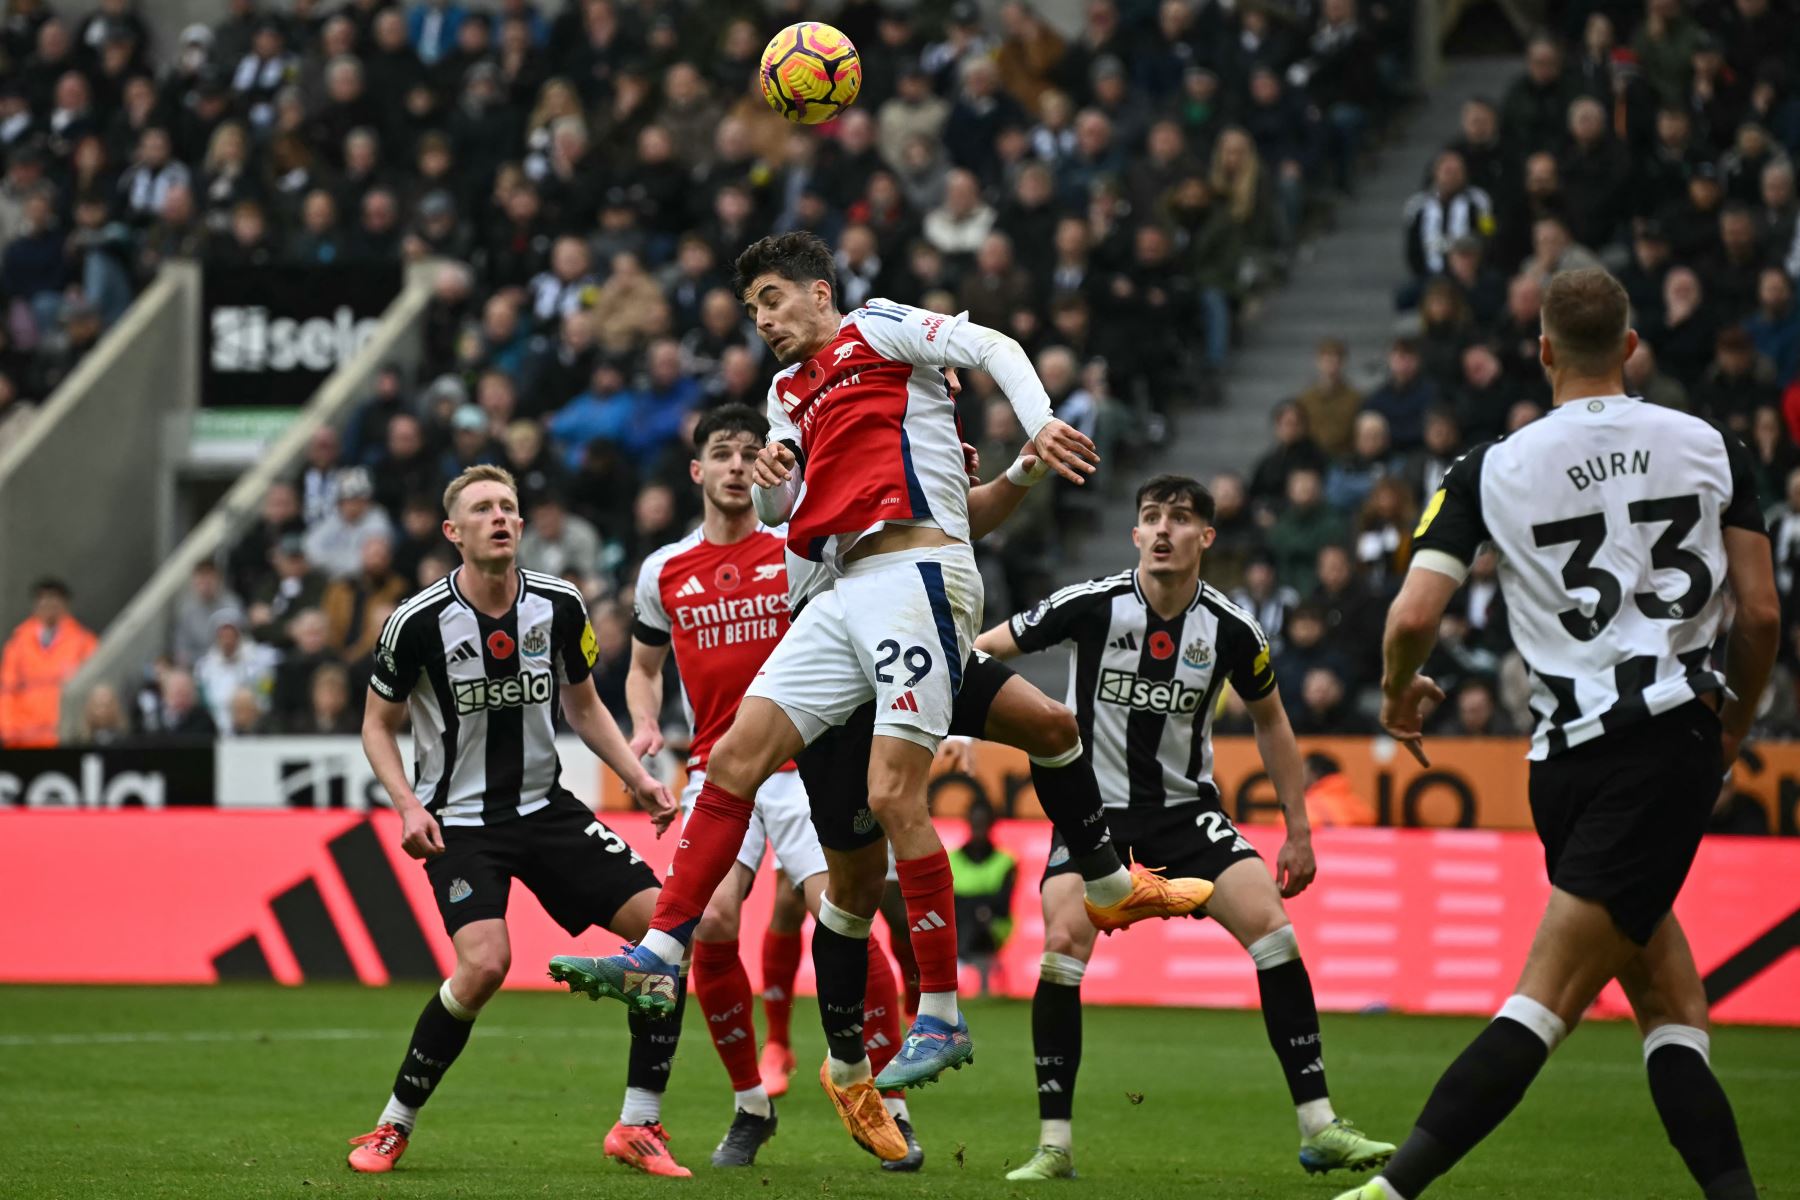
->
xmin=1097 ymin=668 xmax=1204 ymax=715
xmin=452 ymin=671 xmax=553 ymax=714
xmin=210 ymin=304 xmax=382 ymax=373
xmin=520 ymin=626 xmax=549 ymax=658
xmin=0 ymin=756 xmax=167 ymax=808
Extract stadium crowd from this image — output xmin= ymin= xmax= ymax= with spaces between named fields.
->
xmin=1223 ymin=0 xmax=1800 ymax=763
xmin=0 ymin=0 xmax=1419 ymax=747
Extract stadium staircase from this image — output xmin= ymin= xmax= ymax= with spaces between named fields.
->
xmin=1007 ymin=56 xmax=1517 ymax=694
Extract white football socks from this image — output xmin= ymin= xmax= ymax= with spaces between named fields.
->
xmin=1084 ymin=865 xmax=1133 ymax=908
xmin=917 ymin=990 xmax=958 ymax=1024
xmin=1040 ymin=1118 xmax=1073 ymax=1151
xmin=638 ymin=929 xmax=685 ymax=966
xmin=378 ymin=1094 xmax=419 ymax=1134
xmin=827 ymin=1052 xmax=872 ymax=1089
xmin=1297 ymin=1097 xmax=1338 ymax=1138
xmin=619 ymin=1086 xmax=662 ymax=1126
xmin=733 ymin=1086 xmax=772 ymax=1118
xmin=883 ymin=1095 xmax=911 ymax=1122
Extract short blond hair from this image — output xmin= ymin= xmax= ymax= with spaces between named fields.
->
xmin=442 ymin=464 xmax=519 ymax=517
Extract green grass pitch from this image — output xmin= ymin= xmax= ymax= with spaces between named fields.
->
xmin=3 ymin=985 xmax=1797 ymax=1199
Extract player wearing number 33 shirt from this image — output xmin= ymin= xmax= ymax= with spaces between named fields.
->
xmin=1342 ymin=269 xmax=1776 ymax=1200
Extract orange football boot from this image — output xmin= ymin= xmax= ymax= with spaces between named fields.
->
xmin=818 ymin=1059 xmax=908 ymax=1162
xmin=346 ymin=1123 xmax=409 ymax=1173
xmin=604 ymin=1121 xmax=692 ymax=1178
xmin=1084 ymin=861 xmax=1214 ymax=933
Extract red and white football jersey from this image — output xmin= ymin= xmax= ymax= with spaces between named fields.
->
xmin=767 ymin=299 xmax=973 ymax=568
xmin=633 ymin=527 xmax=792 ymax=770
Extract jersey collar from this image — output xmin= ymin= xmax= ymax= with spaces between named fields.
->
xmin=1131 ymin=569 xmax=1204 ymax=615
xmin=446 ymin=565 xmax=524 ymax=618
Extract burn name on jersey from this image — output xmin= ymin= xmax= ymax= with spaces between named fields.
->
xmin=1566 ymin=448 xmax=1651 ymax=492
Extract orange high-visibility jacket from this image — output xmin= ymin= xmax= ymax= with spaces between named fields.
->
xmin=0 ymin=616 xmax=98 ymax=747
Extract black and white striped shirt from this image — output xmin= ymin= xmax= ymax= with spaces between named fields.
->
xmin=1412 ymin=395 xmax=1766 ymax=760
xmin=1009 ymin=571 xmax=1277 ymax=809
xmin=370 ymin=568 xmax=597 ymax=826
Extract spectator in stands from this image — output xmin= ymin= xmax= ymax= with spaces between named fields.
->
xmin=1309 ymin=543 xmax=1384 ymax=690
xmin=390 ymin=495 xmax=446 ymax=585
xmin=1501 ymin=32 xmax=1578 ymax=158
xmin=1231 ymin=554 xmax=1298 ymax=649
xmin=303 ymin=466 xmax=394 ymax=579
xmin=118 ymin=126 xmax=190 ymax=227
xmin=1404 ymin=150 xmax=1494 ymax=296
xmin=1526 ymin=214 xmax=1604 ymax=281
xmin=1417 ymin=279 xmax=1474 ymax=392
xmin=248 ymin=534 xmax=329 ymax=647
xmin=1494 ymin=272 xmax=1549 ymax=395
xmin=192 ymin=609 xmax=277 ymax=733
xmin=1704 ymin=204 xmax=1770 ymax=324
xmin=1302 ymin=753 xmax=1377 ymax=826
xmin=1325 ymin=410 xmax=1396 ymax=513
xmin=144 ymin=666 xmax=215 ymax=743
xmin=290 ymin=661 xmax=358 ymax=735
xmin=519 ymin=492 xmax=602 ymax=586
xmin=1362 ymin=337 xmax=1438 ymax=452
xmin=924 ymin=166 xmax=996 ymax=262
xmin=225 ymin=685 xmax=272 ymax=737
xmin=1 ymin=190 xmax=64 ymax=336
xmin=1625 ymin=339 xmax=1691 ymax=412
xmin=172 ymin=560 xmax=243 ymax=669
xmin=297 ymin=425 xmax=344 ymax=526
xmin=1695 ymin=326 xmax=1779 ymax=436
xmin=1356 ymin=475 xmax=1420 ymax=591
xmin=78 ymin=681 xmax=132 ymax=746
xmin=1751 ymin=403 xmax=1800 ymax=506
xmin=1446 ymin=97 xmax=1508 ymax=202
xmin=1401 ymin=408 xmax=1465 ymax=508
xmin=322 ymin=534 xmax=406 ymax=663
xmin=1248 ymin=402 xmax=1328 ymax=509
xmin=1289 ymin=665 xmax=1369 ymax=734
xmin=1558 ymin=96 xmax=1631 ymax=251
xmin=269 ymin=608 xmax=336 ymax=729
xmin=1618 ymin=220 xmax=1675 ymax=326
xmin=0 ymin=578 xmax=97 ymax=747
xmin=1295 ymin=337 xmax=1363 ymax=457
xmin=1450 ymin=340 xmax=1518 ymax=444
xmin=1299 ymin=0 xmax=1381 ymax=191
xmin=1746 ymin=266 xmax=1800 ymax=387
xmin=1647 ymin=266 xmax=1719 ymax=388
xmin=440 ymin=403 xmax=505 ymax=480
xmin=1203 ymin=472 xmax=1260 ymax=595
xmin=1265 ymin=467 xmax=1348 ymax=594
xmin=1434 ymin=678 xmax=1517 ymax=736
xmin=370 ymin=412 xmax=438 ymax=521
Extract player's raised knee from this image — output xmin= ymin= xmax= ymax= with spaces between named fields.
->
xmin=458 ymin=952 xmax=511 ymax=1005
xmin=1030 ymin=702 xmax=1081 ymax=761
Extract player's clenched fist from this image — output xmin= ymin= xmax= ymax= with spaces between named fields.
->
xmin=752 ymin=441 xmax=796 ymax=488
xmin=399 ymin=805 xmax=446 ymax=859
xmin=1028 ymin=418 xmax=1100 ymax=485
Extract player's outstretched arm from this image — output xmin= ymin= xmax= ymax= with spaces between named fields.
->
xmin=362 ymin=690 xmax=443 ymax=859
xmin=561 ymin=680 xmax=679 ymax=834
xmin=1379 ymin=566 xmax=1457 ymax=766
xmin=1719 ymin=524 xmax=1781 ymax=765
xmin=624 ymin=638 xmax=671 ymax=758
xmin=932 ymin=316 xmax=1099 ymax=486
xmin=967 ymin=443 xmax=1050 ymax=540
xmin=1245 ymin=690 xmax=1315 ymax=897
xmin=973 ymin=621 xmax=1022 ymax=660
xmin=752 ymin=441 xmax=802 ymax=523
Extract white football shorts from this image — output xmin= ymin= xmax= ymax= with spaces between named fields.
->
xmin=745 ymin=543 xmax=983 ymax=752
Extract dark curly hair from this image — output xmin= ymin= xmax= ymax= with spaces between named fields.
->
xmin=732 ymin=231 xmax=839 ymax=306
xmin=1134 ymin=474 xmax=1216 ymax=522
xmin=693 ymin=404 xmax=768 ymax=453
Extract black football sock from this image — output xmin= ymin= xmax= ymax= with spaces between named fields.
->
xmin=1032 ymin=954 xmax=1086 ymax=1122
xmin=814 ymin=898 xmax=873 ymax=1067
xmin=1249 ymin=928 xmax=1330 ymax=1106
xmin=1029 ymin=754 xmax=1121 ymax=880
xmin=1384 ymin=997 xmax=1564 ymax=1197
xmin=386 ymin=983 xmax=479 ymax=1128
xmin=1644 ymin=1028 xmax=1756 ymax=1199
xmin=626 ymin=968 xmax=688 ymax=1093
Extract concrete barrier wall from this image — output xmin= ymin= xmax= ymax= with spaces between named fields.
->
xmin=0 ymin=262 xmax=201 ymax=637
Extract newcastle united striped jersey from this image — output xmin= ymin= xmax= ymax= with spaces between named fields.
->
xmin=1008 ymin=571 xmax=1276 ymax=809
xmin=370 ymin=568 xmax=598 ymax=825
xmin=1411 ymin=395 xmax=1765 ymax=760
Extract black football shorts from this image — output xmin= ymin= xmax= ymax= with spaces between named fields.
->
xmin=1041 ymin=800 xmax=1262 ymax=900
xmin=1528 ymin=699 xmax=1721 ymax=946
xmin=423 ymin=788 xmax=660 ymax=937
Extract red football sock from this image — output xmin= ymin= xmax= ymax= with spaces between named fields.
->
xmin=760 ymin=929 xmax=802 ymax=1048
xmin=692 ymin=938 xmax=762 ymax=1092
xmin=864 ymin=939 xmax=902 ymax=1077
xmin=650 ymin=780 xmax=754 ymax=936
xmin=895 ymin=850 xmax=959 ymax=995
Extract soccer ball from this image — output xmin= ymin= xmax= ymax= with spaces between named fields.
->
xmin=759 ymin=22 xmax=862 ymax=125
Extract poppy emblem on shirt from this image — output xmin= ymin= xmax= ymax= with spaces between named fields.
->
xmin=715 ymin=563 xmax=742 ymax=592
xmin=1149 ymin=631 xmax=1175 ymax=661
xmin=487 ymin=630 xmax=515 ymax=659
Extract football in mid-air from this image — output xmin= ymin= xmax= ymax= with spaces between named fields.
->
xmin=759 ymin=21 xmax=862 ymax=125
